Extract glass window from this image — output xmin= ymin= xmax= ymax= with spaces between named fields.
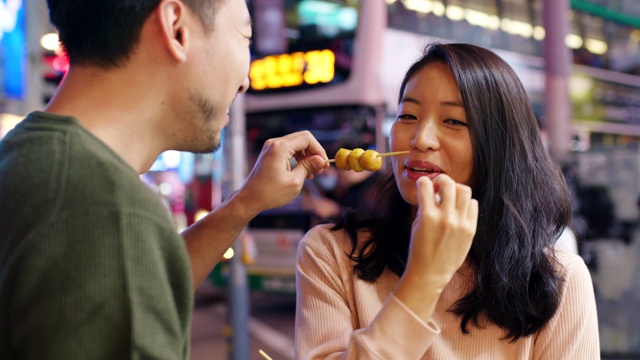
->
xmin=387 ymin=0 xmax=640 ymax=75
xmin=251 ymin=0 xmax=360 ymax=56
xmin=249 ymin=0 xmax=360 ymax=92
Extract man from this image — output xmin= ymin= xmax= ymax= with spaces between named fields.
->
xmin=0 ymin=0 xmax=328 ymax=358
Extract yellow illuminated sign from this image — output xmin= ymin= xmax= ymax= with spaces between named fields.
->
xmin=249 ymin=49 xmax=336 ymax=91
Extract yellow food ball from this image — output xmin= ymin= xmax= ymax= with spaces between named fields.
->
xmin=347 ymin=148 xmax=366 ymax=172
xmin=359 ymin=149 xmax=382 ymax=171
xmin=334 ymin=148 xmax=352 ymax=170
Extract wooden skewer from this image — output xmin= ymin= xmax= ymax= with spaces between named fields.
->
xmin=378 ymin=150 xmax=410 ymax=157
xmin=258 ymin=349 xmax=274 ymax=360
xmin=326 ymin=150 xmax=409 ymax=163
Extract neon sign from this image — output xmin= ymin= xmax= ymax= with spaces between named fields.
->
xmin=0 ymin=0 xmax=21 ymax=40
xmin=1 ymin=0 xmax=25 ymax=99
xmin=249 ymin=49 xmax=335 ymax=91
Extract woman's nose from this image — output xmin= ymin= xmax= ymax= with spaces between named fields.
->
xmin=410 ymin=121 xmax=439 ymax=151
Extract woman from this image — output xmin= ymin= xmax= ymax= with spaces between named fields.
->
xmin=295 ymin=43 xmax=599 ymax=359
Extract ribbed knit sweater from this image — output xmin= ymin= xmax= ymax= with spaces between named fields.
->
xmin=0 ymin=112 xmax=193 ymax=359
xmin=295 ymin=224 xmax=600 ymax=359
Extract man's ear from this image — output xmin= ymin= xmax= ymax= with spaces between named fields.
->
xmin=157 ymin=0 xmax=189 ymax=62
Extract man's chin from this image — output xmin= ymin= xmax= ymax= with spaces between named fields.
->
xmin=205 ymin=137 xmax=222 ymax=154
xmin=186 ymin=139 xmax=220 ymax=155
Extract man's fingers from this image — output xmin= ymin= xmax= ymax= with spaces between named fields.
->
xmin=293 ymin=156 xmax=326 ymax=180
xmin=280 ymin=130 xmax=329 ymax=162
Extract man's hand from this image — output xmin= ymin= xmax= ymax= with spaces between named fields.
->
xmin=183 ymin=131 xmax=328 ymax=287
xmin=235 ymin=130 xmax=329 ymax=217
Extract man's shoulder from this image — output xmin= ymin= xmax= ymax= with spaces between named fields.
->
xmin=1 ymin=112 xmax=136 ymax=192
xmin=0 ymin=112 xmax=162 ymax=220
xmin=0 ymin=111 xmax=103 ymax=178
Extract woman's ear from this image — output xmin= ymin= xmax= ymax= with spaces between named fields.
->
xmin=157 ymin=0 xmax=189 ymax=62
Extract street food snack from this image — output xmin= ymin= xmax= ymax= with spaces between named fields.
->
xmin=328 ymin=148 xmax=409 ymax=172
xmin=360 ymin=149 xmax=383 ymax=171
xmin=347 ymin=148 xmax=366 ymax=172
xmin=334 ymin=148 xmax=352 ymax=170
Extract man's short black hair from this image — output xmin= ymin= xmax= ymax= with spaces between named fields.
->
xmin=46 ymin=0 xmax=219 ymax=68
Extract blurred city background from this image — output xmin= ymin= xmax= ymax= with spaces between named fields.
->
xmin=2 ymin=0 xmax=640 ymax=359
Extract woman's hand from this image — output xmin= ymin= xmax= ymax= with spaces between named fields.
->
xmin=406 ymin=174 xmax=478 ymax=287
xmin=393 ymin=174 xmax=479 ymax=322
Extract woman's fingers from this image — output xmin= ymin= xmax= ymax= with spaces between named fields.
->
xmin=455 ymin=183 xmax=473 ymax=215
xmin=409 ymin=174 xmax=478 ymax=287
xmin=416 ymin=176 xmax=437 ymax=210
xmin=432 ymin=175 xmax=456 ymax=211
xmin=467 ymin=199 xmax=479 ymax=226
xmin=414 ymin=173 xmax=478 ymax=248
xmin=429 ymin=174 xmax=474 ymax=213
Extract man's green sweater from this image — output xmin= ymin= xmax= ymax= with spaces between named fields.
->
xmin=0 ymin=112 xmax=193 ymax=359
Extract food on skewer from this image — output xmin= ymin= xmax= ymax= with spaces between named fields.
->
xmin=334 ymin=148 xmax=352 ymax=170
xmin=360 ymin=149 xmax=383 ymax=172
xmin=347 ymin=148 xmax=366 ymax=172
xmin=329 ymin=148 xmax=409 ymax=172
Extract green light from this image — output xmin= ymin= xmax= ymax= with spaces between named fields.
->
xmin=571 ymin=0 xmax=640 ymax=29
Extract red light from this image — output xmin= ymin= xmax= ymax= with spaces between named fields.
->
xmin=42 ymin=50 xmax=69 ymax=74
xmin=52 ymin=49 xmax=70 ymax=73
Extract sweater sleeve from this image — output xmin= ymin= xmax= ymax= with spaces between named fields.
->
xmin=533 ymin=254 xmax=600 ymax=359
xmin=295 ymin=226 xmax=440 ymax=359
xmin=8 ymin=208 xmax=192 ymax=360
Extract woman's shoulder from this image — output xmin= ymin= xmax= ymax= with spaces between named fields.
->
xmin=301 ymin=224 xmax=369 ymax=258
xmin=302 ymin=224 xmax=352 ymax=249
xmin=553 ymin=248 xmax=593 ymax=285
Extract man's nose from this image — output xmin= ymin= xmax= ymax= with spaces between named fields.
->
xmin=238 ymin=77 xmax=250 ymax=94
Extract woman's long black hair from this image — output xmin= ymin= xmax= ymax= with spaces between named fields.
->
xmin=334 ymin=43 xmax=572 ymax=340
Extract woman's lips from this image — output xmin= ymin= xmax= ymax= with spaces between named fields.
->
xmin=404 ymin=160 xmax=443 ymax=181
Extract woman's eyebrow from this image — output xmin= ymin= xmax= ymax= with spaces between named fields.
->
xmin=399 ymin=96 xmax=421 ymax=105
xmin=441 ymin=100 xmax=464 ymax=108
xmin=400 ymin=96 xmax=464 ymax=108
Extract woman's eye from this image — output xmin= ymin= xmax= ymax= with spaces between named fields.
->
xmin=396 ymin=114 xmax=417 ymax=121
xmin=444 ymin=119 xmax=468 ymax=127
